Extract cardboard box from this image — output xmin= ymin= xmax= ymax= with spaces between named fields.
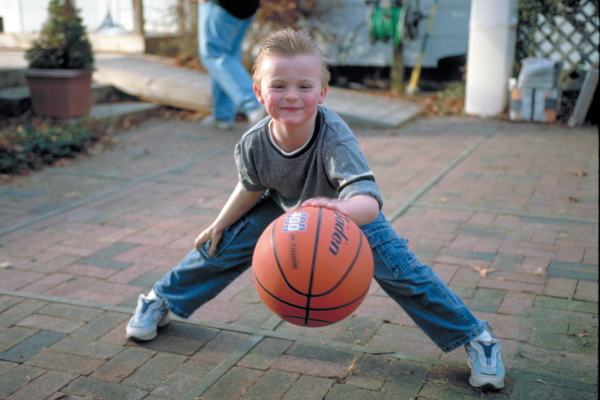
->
xmin=509 ymin=84 xmax=561 ymax=122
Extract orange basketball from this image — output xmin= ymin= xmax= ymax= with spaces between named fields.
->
xmin=252 ymin=206 xmax=374 ymax=327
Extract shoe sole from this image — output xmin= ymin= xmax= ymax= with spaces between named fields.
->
xmin=469 ymin=374 xmax=505 ymax=391
xmin=200 ymin=120 xmax=234 ymax=131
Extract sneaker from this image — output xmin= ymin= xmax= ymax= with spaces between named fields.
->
xmin=465 ymin=332 xmax=505 ymax=390
xmin=126 ymin=294 xmax=170 ymax=341
xmin=247 ymin=106 xmax=267 ymax=126
xmin=200 ymin=115 xmax=234 ymax=131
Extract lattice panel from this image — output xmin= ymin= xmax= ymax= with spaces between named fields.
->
xmin=517 ymin=0 xmax=599 ymax=71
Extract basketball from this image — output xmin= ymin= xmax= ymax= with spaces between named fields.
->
xmin=252 ymin=206 xmax=374 ymax=327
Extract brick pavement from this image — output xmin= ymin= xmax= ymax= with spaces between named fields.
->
xmin=0 ymin=114 xmax=598 ymax=399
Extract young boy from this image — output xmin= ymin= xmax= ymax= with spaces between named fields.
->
xmin=126 ymin=28 xmax=505 ymax=391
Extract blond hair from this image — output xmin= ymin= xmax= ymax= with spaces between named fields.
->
xmin=252 ymin=28 xmax=330 ymax=88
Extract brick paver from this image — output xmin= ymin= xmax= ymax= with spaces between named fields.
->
xmin=0 ymin=92 xmax=597 ymax=399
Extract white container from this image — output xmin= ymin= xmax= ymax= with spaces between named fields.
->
xmin=464 ymin=0 xmax=518 ymax=117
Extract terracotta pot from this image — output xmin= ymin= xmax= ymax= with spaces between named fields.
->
xmin=24 ymin=69 xmax=93 ymax=119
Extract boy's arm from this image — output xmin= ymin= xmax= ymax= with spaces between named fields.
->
xmin=195 ymin=182 xmax=266 ymax=256
xmin=302 ymin=194 xmax=379 ymax=226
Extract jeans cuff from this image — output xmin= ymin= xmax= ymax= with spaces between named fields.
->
xmin=441 ymin=320 xmax=488 ymax=353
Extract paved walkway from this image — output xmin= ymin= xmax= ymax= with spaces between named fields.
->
xmin=0 ymin=52 xmax=598 ymax=399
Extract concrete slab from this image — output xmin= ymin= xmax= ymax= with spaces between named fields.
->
xmin=93 ymin=54 xmax=424 ymax=128
xmin=324 ymin=87 xmax=424 ymax=128
xmin=94 ymin=56 xmax=213 ymax=112
xmin=87 ymin=102 xmax=162 ymax=128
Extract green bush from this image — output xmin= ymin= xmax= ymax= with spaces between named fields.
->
xmin=25 ymin=0 xmax=94 ymax=69
xmin=0 ymin=120 xmax=98 ymax=174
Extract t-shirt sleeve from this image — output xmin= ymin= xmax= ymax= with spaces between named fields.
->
xmin=325 ymin=139 xmax=383 ymax=210
xmin=234 ymin=139 xmax=267 ymax=192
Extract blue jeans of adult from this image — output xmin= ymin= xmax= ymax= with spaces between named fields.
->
xmin=154 ymin=197 xmax=487 ymax=353
xmin=198 ymin=1 xmax=261 ymax=123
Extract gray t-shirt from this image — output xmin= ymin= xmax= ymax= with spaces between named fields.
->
xmin=234 ymin=106 xmax=383 ymax=212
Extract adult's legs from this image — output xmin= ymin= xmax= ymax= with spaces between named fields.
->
xmin=198 ymin=2 xmax=261 ymax=123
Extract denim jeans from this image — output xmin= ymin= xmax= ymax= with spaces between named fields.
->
xmin=154 ymin=197 xmax=487 ymax=353
xmin=198 ymin=2 xmax=261 ymax=123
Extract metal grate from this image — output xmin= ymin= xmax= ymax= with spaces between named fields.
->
xmin=516 ymin=0 xmax=599 ymax=72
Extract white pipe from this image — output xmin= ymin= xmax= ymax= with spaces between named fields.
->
xmin=464 ymin=0 xmax=518 ymax=117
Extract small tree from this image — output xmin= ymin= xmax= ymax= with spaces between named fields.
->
xmin=25 ymin=0 xmax=94 ymax=69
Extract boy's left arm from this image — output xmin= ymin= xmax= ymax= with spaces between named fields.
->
xmin=302 ymin=194 xmax=379 ymax=226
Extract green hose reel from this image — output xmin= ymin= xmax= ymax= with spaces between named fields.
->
xmin=368 ymin=5 xmax=406 ymax=50
xmin=366 ymin=0 xmax=419 ymax=50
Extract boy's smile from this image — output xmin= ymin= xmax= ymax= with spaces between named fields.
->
xmin=254 ymin=54 xmax=327 ymax=148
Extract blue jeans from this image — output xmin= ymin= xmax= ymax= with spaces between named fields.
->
xmin=154 ymin=197 xmax=487 ymax=353
xmin=198 ymin=2 xmax=261 ymax=123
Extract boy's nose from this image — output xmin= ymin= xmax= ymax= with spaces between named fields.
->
xmin=285 ymin=88 xmax=298 ymax=101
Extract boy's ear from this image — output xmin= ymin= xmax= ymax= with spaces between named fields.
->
xmin=254 ymin=84 xmax=265 ymax=104
xmin=318 ymin=86 xmax=328 ymax=104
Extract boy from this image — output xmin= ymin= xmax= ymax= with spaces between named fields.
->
xmin=126 ymin=28 xmax=505 ymax=391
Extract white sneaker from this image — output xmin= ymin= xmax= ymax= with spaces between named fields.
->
xmin=247 ymin=106 xmax=267 ymax=126
xmin=465 ymin=325 xmax=505 ymax=390
xmin=200 ymin=115 xmax=234 ymax=131
xmin=126 ymin=294 xmax=170 ymax=341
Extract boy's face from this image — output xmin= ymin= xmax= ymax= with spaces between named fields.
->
xmin=254 ymin=54 xmax=327 ymax=131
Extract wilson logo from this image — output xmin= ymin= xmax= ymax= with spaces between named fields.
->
xmin=329 ymin=212 xmax=351 ymax=255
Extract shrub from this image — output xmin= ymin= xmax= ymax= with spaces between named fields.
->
xmin=0 ymin=120 xmax=98 ymax=174
xmin=25 ymin=0 xmax=94 ymax=69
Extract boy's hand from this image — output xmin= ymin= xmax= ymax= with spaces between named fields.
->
xmin=302 ymin=197 xmax=346 ymax=214
xmin=302 ymin=195 xmax=379 ymax=226
xmin=194 ymin=226 xmax=223 ymax=257
xmin=193 ymin=183 xmax=266 ymax=257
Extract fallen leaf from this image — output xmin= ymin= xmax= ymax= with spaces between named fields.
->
xmin=574 ymin=171 xmax=588 ymax=177
xmin=471 ymin=266 xmax=497 ymax=278
xmin=571 ymin=330 xmax=588 ymax=338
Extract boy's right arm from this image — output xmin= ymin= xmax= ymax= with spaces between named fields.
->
xmin=194 ymin=182 xmax=266 ymax=256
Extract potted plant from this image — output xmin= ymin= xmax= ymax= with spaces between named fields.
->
xmin=24 ymin=0 xmax=95 ymax=119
